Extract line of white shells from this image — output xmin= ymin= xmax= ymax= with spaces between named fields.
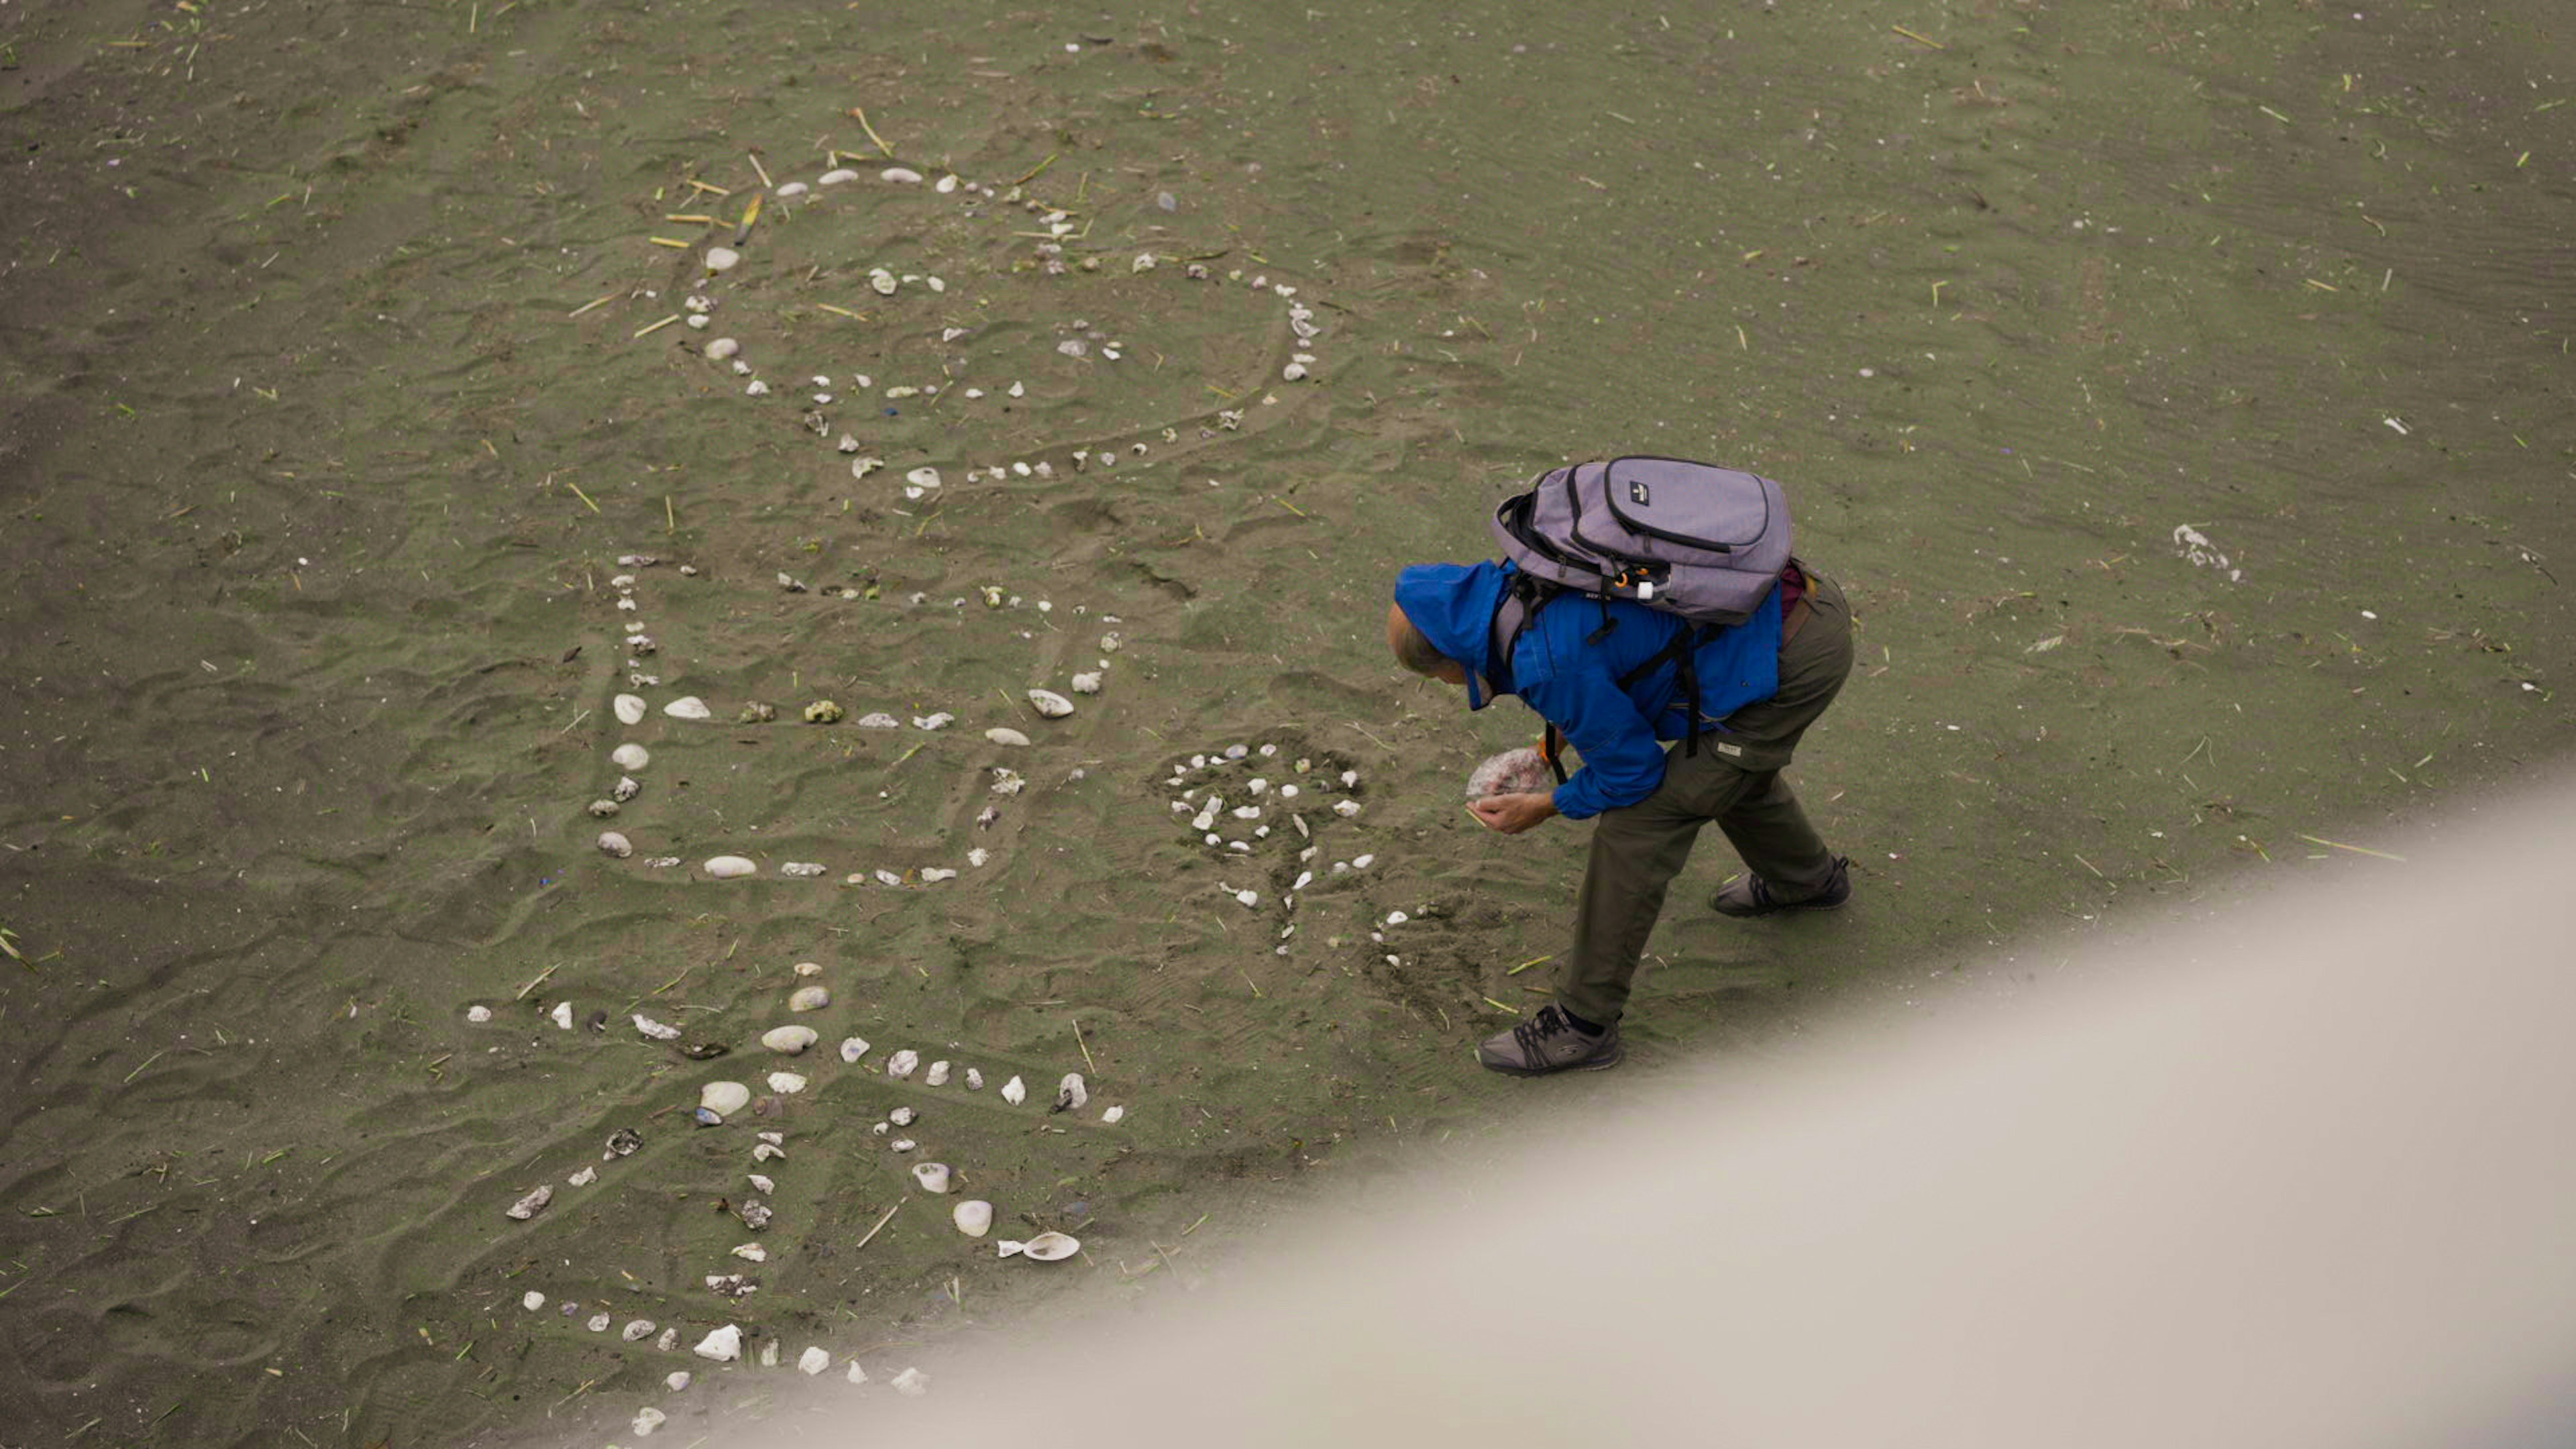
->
xmin=679 ymin=158 xmax=1330 ymax=496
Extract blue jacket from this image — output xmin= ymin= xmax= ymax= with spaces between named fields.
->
xmin=1393 ymin=561 xmax=1781 ymax=820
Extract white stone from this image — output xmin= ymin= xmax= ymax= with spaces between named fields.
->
xmin=522 ymin=1291 xmax=545 ymax=1311
xmin=799 ymin=1346 xmax=830 ymax=1376
xmin=767 ymin=1071 xmax=808 ymax=1094
xmin=1070 ymin=672 xmax=1102 ymax=694
xmin=1353 ymin=854 xmax=1376 ymax=869
xmin=665 ymin=1371 xmax=692 ymax=1391
xmin=905 ymin=466 xmax=941 ymax=488
xmin=700 ymin=1080 xmax=751 ymax=1116
xmin=869 ymin=268 xmax=898 ymax=295
xmin=886 ymin=1049 xmax=920 ymax=1078
xmin=953 ymin=1199 xmax=994 ymax=1236
xmin=889 ymin=1106 xmax=916 ymax=1126
xmin=611 ymin=743 xmax=651 ymax=771
xmin=762 ymin=1025 xmax=818 ymax=1054
xmin=965 ymin=1067 xmax=985 ymax=1089
xmin=910 ymin=1161 xmax=951 ymax=1193
xmin=1282 ymin=362 xmax=1309 ymax=381
xmin=624 ymin=1318 xmax=656 ymax=1341
xmin=881 ymin=166 xmax=924 ymax=184
xmin=705 ymin=855 xmax=758 ymax=878
xmin=692 ymin=1325 xmax=743 ymax=1362
xmin=704 ymin=337 xmax=740 ymax=361
xmin=549 ymin=1001 xmax=574 ymax=1030
xmin=1000 ymin=1075 xmax=1026 ymax=1106
xmin=855 ymin=712 xmax=901 ymax=729
xmin=613 ymin=775 xmax=641 ymax=802
xmin=1057 ymin=1073 xmax=1089 ymax=1112
xmin=614 ymin=694 xmax=647 ymax=724
xmin=748 ymin=1173 xmax=773 ymax=1195
xmin=663 ymin=696 xmax=711 ymax=720
xmin=775 ymin=180 xmax=809 ymax=198
xmin=657 ymin=1328 xmax=679 ymax=1352
xmin=633 ymin=1407 xmax=667 ymax=1437
xmin=846 ymin=1360 xmax=869 ymax=1385
xmin=839 ymin=1036 xmax=871 ymax=1063
xmin=568 ymin=1166 xmax=598 ymax=1187
xmin=597 ymin=831 xmax=633 ymax=858
xmin=788 ymin=984 xmax=831 ymax=1012
xmin=705 ymin=246 xmax=740 ymax=272
xmin=1103 ymin=1105 xmax=1126 ymax=1124
xmin=925 ymin=1059 xmax=951 ymax=1086
xmin=794 ymin=961 xmax=824 ymax=977
xmin=1028 ymin=689 xmax=1074 ymax=718
xmin=467 ymin=1004 xmax=492 ymax=1023
xmin=985 ymin=727 xmax=1030 ymax=747
xmin=587 ymin=1311 xmax=610 ymax=1332
xmin=819 ymin=168 xmax=859 ymax=186
xmin=731 ymin=1242 xmax=767 ymax=1262
xmin=892 ymin=1366 xmax=929 ymax=1397
xmin=1334 ymin=800 xmax=1362 ymax=817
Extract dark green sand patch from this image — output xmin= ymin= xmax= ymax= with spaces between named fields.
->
xmin=0 ymin=0 xmax=2570 ymax=1442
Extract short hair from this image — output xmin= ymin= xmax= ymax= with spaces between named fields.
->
xmin=1390 ymin=609 xmax=1452 ymax=678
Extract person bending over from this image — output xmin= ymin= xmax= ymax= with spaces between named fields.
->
xmin=1387 ymin=555 xmax=1856 ymax=1075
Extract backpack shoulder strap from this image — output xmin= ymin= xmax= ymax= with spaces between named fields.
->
xmin=1489 ymin=574 xmax=1573 ymax=786
xmin=1485 ymin=572 xmax=1559 ymax=698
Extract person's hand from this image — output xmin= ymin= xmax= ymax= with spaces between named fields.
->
xmin=1470 ymin=791 xmax=1558 ymax=835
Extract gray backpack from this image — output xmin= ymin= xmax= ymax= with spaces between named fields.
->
xmin=1485 ymin=457 xmax=1793 ymax=776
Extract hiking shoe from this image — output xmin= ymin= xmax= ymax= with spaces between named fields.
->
xmin=1712 ymin=855 xmax=1852 ymax=918
xmin=1477 ymin=1005 xmax=1624 ymax=1077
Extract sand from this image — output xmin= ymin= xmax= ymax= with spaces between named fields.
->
xmin=1 ymin=0 xmax=2570 ymax=1442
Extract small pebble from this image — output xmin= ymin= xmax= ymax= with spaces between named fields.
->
xmin=705 ymin=855 xmax=759 ymax=879
xmin=706 ymin=247 xmax=740 ymax=272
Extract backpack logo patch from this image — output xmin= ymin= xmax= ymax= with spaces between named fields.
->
xmin=1628 ymin=480 xmax=1651 ymax=506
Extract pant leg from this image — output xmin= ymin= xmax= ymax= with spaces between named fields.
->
xmin=1558 ymin=743 xmax=1763 ymax=1026
xmin=1705 ymin=567 xmax=1855 ymax=894
xmin=1715 ymin=769 xmax=1837 ymax=897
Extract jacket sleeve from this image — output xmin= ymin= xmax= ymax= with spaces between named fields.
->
xmin=1520 ymin=668 xmax=1669 ymax=820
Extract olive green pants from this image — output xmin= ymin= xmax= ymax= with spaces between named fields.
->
xmin=1557 ymin=570 xmax=1855 ymax=1026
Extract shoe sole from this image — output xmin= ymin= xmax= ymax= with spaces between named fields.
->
xmin=1477 ymin=1041 xmax=1625 ymax=1077
xmin=1712 ymin=896 xmax=1848 ymax=919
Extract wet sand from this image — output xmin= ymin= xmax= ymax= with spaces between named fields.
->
xmin=1 ymin=0 xmax=2569 ymax=1442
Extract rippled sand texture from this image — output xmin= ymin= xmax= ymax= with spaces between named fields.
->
xmin=1 ymin=0 xmax=2571 ymax=1442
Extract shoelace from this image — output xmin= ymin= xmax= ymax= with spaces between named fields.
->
xmin=1513 ymin=1006 xmax=1577 ymax=1058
